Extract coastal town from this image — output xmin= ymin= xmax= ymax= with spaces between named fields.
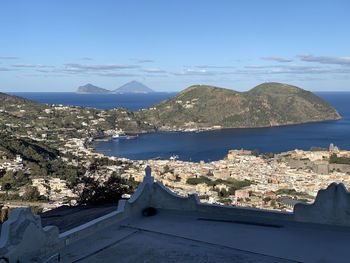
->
xmin=2 ymin=2 xmax=350 ymax=261
xmin=1 ymin=92 xmax=350 ymax=222
xmin=2 ymin=128 xmax=350 ymax=216
xmin=119 ymin=144 xmax=350 ymax=211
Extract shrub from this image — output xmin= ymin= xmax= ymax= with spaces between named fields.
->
xmin=22 ymin=186 xmax=41 ymax=201
xmin=74 ymin=174 xmax=131 ymax=205
xmin=186 ymin=176 xmax=214 ymax=186
xmin=329 ymin=153 xmax=350 ymax=164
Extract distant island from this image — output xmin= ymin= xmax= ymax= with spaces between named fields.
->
xmin=77 ymin=83 xmax=111 ymax=94
xmin=0 ymin=83 xmax=344 ymax=215
xmin=2 ymin=82 xmax=341 ymax=135
xmin=114 ymin=81 xmax=154 ymax=94
xmin=136 ymin=82 xmax=341 ymax=131
xmin=77 ymin=81 xmax=155 ymax=94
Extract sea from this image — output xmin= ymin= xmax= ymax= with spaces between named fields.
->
xmin=10 ymin=92 xmax=175 ymax=110
xmin=11 ymin=92 xmax=350 ymax=162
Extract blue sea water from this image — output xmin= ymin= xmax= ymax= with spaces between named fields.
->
xmin=10 ymin=92 xmax=176 ymax=110
xmin=11 ymin=91 xmax=350 ymax=162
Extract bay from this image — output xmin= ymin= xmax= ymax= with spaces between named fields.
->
xmin=94 ymin=92 xmax=350 ymax=162
xmin=12 ymin=91 xmax=350 ymax=162
xmin=10 ymin=92 xmax=176 ymax=110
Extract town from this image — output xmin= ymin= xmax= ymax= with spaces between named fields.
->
xmin=2 ymin=132 xmax=350 ymax=219
xmin=1 ymin=94 xmax=350 ymax=222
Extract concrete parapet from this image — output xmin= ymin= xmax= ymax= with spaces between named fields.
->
xmin=1 ymin=166 xmax=350 ymax=261
xmin=0 ymin=208 xmax=60 ymax=262
xmin=294 ymin=183 xmax=350 ymax=226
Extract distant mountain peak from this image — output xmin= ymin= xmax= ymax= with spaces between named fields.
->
xmin=114 ymin=81 xmax=154 ymax=94
xmin=76 ymin=81 xmax=155 ymax=94
xmin=128 ymin=80 xmax=142 ymax=85
xmin=77 ymin=84 xmax=111 ymax=94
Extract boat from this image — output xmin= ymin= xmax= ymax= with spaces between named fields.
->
xmin=112 ymin=134 xmax=128 ymax=140
xmin=113 ymin=134 xmax=138 ymax=140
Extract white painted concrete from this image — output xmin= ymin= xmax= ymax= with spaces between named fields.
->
xmin=294 ymin=183 xmax=350 ymax=226
xmin=1 ymin=167 xmax=350 ymax=262
xmin=0 ymin=208 xmax=60 ymax=262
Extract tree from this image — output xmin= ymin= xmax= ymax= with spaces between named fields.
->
xmin=217 ymin=188 xmax=229 ymax=198
xmin=329 ymin=153 xmax=338 ymax=163
xmin=263 ymin=197 xmax=272 ymax=203
xmin=14 ymin=170 xmax=30 ymax=187
xmin=75 ymin=174 xmax=130 ymax=205
xmin=22 ymin=186 xmax=41 ymax=201
xmin=0 ymin=171 xmax=15 ymax=191
xmin=329 ymin=153 xmax=350 ymax=164
xmin=3 ymin=183 xmax=12 ymax=192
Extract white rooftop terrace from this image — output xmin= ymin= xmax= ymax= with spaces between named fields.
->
xmin=1 ymin=166 xmax=350 ymax=262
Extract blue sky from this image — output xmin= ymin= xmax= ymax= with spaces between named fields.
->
xmin=1 ymin=0 xmax=350 ymax=92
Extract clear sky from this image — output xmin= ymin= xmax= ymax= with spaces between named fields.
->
xmin=1 ymin=0 xmax=349 ymax=92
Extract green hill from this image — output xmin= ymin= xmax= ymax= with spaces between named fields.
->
xmin=136 ymin=82 xmax=341 ymax=130
xmin=0 ymin=92 xmax=34 ymax=105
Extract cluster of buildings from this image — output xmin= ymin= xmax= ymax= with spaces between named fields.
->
xmin=1 ymin=99 xmax=350 ymax=214
xmin=118 ymin=146 xmax=350 ymax=212
xmin=0 ymin=154 xmax=24 ymax=174
xmin=31 ymin=178 xmax=76 ymax=206
xmin=2 ymin=139 xmax=345 ymax=212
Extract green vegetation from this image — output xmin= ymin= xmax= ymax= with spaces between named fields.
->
xmin=0 ymin=84 xmax=340 ymax=209
xmin=218 ymin=188 xmax=229 ymax=198
xmin=263 ymin=197 xmax=272 ymax=203
xmin=0 ymin=91 xmax=154 ymax=145
xmin=22 ymin=186 xmax=42 ymax=201
xmin=73 ymin=172 xmax=134 ymax=205
xmin=227 ymin=180 xmax=252 ymax=195
xmin=0 ymin=170 xmax=30 ymax=191
xmin=136 ymin=82 xmax=340 ymax=130
xmin=275 ymin=189 xmax=300 ymax=195
xmin=0 ymin=135 xmax=86 ymax=188
xmin=186 ymin=176 xmax=214 ymax=186
xmin=0 ymin=135 xmax=59 ymax=162
xmin=0 ymin=128 xmax=132 ymax=206
xmin=0 ymin=186 xmax=47 ymax=202
xmin=0 ymin=92 xmax=150 ymax=207
xmin=186 ymin=176 xmax=252 ymax=195
xmin=329 ymin=153 xmax=350 ymax=165
xmin=275 ymin=188 xmax=312 ymax=198
xmin=89 ymin=157 xmax=122 ymax=171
